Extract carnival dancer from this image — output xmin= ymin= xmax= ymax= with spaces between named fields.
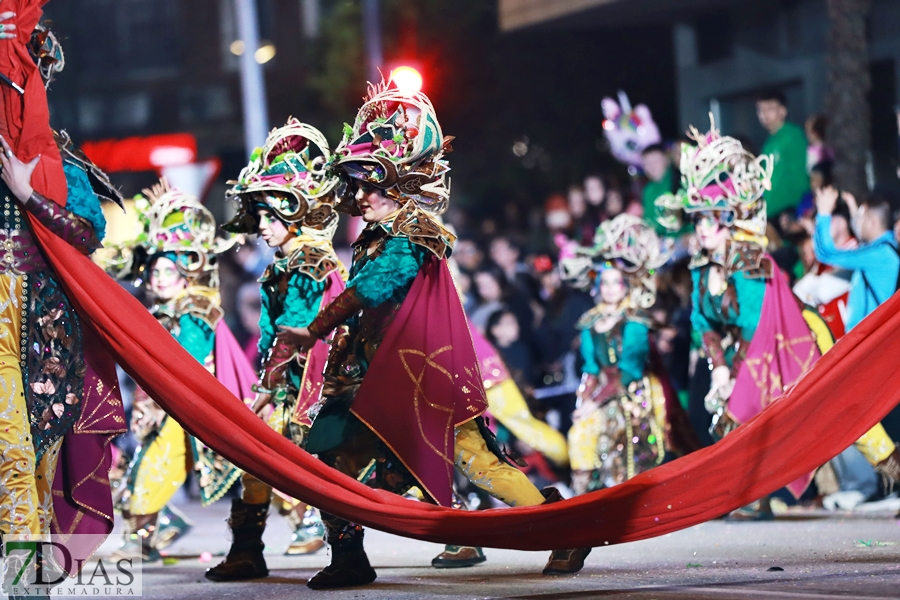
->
xmin=655 ymin=121 xmax=898 ymax=519
xmin=205 ymin=119 xmax=347 ymax=582
xmin=560 ymin=215 xmax=698 ymax=495
xmin=0 ymin=12 xmax=128 ymax=590
xmin=95 ymin=179 xmax=254 ymax=560
xmin=282 ymin=82 xmax=590 ymax=589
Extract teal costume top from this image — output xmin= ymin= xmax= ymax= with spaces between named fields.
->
xmin=580 ymin=319 xmax=649 ymax=386
xmin=690 ymin=265 xmax=766 ymax=369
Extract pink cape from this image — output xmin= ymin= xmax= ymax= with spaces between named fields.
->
xmin=728 ymin=265 xmax=821 ymax=498
xmin=351 ymin=256 xmax=487 ymax=506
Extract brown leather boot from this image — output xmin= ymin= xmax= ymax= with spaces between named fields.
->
xmin=431 ymin=545 xmax=487 ymax=568
xmin=539 ymin=488 xmax=593 ymax=575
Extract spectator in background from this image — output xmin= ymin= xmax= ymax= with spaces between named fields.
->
xmin=470 ymin=264 xmax=536 ymax=341
xmin=490 ymin=236 xmax=539 ymax=301
xmin=485 ymin=309 xmax=536 ymax=389
xmin=454 ymin=238 xmax=484 ymax=272
xmin=641 ymin=143 xmax=680 ymax=234
xmin=813 ymin=188 xmax=899 ymax=332
xmin=757 ymin=90 xmax=810 ymax=221
xmin=603 ymin=183 xmax=625 ymax=219
xmin=544 ymin=193 xmax=573 ymax=236
xmin=805 ymin=114 xmax=833 ymax=174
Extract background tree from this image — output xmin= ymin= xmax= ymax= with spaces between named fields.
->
xmin=825 ymin=0 xmax=872 ymax=198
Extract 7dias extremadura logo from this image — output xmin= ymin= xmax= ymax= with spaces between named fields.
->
xmin=2 ymin=535 xmax=142 ymax=597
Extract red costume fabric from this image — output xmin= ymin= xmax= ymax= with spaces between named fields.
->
xmin=29 ymin=215 xmax=900 ymax=550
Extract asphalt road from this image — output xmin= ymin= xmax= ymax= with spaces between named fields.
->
xmin=92 ymin=500 xmax=900 ymax=599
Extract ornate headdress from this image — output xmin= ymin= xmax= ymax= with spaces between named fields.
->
xmin=333 ymin=80 xmax=453 ymax=216
xmin=561 ymin=214 xmax=670 ymax=310
xmin=655 ymin=117 xmax=772 ymax=244
xmin=224 ymin=118 xmax=340 ymax=240
xmin=97 ymin=179 xmax=234 ymax=286
xmin=28 ymin=23 xmax=65 ymax=88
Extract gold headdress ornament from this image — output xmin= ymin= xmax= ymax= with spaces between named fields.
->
xmin=655 ymin=114 xmax=772 ymax=245
xmin=96 ymin=178 xmax=235 ymax=285
xmin=561 ymin=214 xmax=671 ymax=310
xmin=333 ymin=79 xmax=453 ymax=216
xmin=224 ymin=118 xmax=340 ymax=240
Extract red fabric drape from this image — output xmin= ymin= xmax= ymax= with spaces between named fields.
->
xmin=0 ymin=0 xmax=67 ymax=204
xmin=28 ymin=216 xmax=900 ymax=550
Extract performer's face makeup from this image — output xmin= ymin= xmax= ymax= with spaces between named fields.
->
xmin=695 ymin=215 xmax=730 ymax=252
xmin=599 ymin=268 xmax=627 ymax=305
xmin=149 ymin=256 xmax=188 ymax=302
xmin=257 ymin=209 xmax=291 ymax=249
xmin=355 ymin=184 xmax=399 ymax=223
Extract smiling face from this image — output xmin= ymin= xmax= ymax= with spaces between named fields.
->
xmin=256 ymin=208 xmax=292 ymax=249
xmin=149 ymin=256 xmax=188 ymax=302
xmin=355 ymin=183 xmax=400 ymax=223
xmin=598 ymin=268 xmax=627 ymax=306
xmin=695 ymin=214 xmax=731 ymax=253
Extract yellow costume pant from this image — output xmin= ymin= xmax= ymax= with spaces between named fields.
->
xmin=0 ymin=274 xmax=59 ymax=536
xmin=802 ymin=308 xmax=895 ymax=465
xmin=487 ymin=379 xmax=568 ymax=467
xmin=128 ymin=416 xmax=188 ymax=515
xmin=568 ymin=409 xmax=605 ymax=472
xmin=241 ymin=403 xmax=290 ymax=505
xmin=453 ymin=419 xmax=545 ymax=507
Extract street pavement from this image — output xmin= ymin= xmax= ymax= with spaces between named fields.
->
xmin=94 ymin=500 xmax=900 ymax=599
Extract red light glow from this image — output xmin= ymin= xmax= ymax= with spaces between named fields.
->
xmin=391 ymin=66 xmax=423 ymax=94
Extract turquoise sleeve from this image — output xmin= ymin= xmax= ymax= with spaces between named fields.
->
xmin=176 ymin=315 xmax=216 ymax=363
xmin=579 ymin=328 xmax=600 ymax=376
xmin=732 ymin=271 xmax=766 ymax=341
xmin=63 ymin=162 xmax=107 ymax=241
xmin=689 ymin=268 xmax=713 ymax=335
xmin=620 ymin=320 xmax=650 ymax=385
xmin=348 ymin=236 xmax=427 ymax=307
xmin=274 ymin=272 xmax=326 ymax=330
xmin=258 ymin=288 xmax=275 ymax=356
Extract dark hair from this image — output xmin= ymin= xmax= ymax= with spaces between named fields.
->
xmin=832 ymin=197 xmax=851 ymax=224
xmin=756 ymin=89 xmax=787 ymax=108
xmin=473 ymin=263 xmax=512 ymax=302
xmin=641 ymin=142 xmax=668 ymax=156
xmin=810 ymin=161 xmax=834 ymax=189
xmin=807 ymin=114 xmax=827 ymax=141
xmin=862 ymin=195 xmax=893 ymax=230
xmin=485 ymin=308 xmax=517 ymax=347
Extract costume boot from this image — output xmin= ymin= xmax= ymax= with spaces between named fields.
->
xmin=282 ymin=504 xmax=325 ymax=555
xmin=431 ymin=545 xmax=487 ymax=568
xmin=306 ymin=513 xmax=376 ymax=590
xmin=872 ymin=448 xmax=900 ymax=517
xmin=155 ymin=504 xmax=194 ymax=550
xmin=541 ymin=488 xmax=593 ymax=575
xmin=109 ymin=512 xmax=161 ymax=563
xmin=204 ymin=499 xmax=269 ymax=581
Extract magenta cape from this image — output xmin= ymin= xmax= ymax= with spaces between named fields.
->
xmin=728 ymin=265 xmax=821 ymax=498
xmin=351 ymin=256 xmax=488 ymax=506
xmin=28 ymin=217 xmax=900 ymax=550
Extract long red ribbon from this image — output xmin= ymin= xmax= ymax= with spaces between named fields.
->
xmin=30 ymin=215 xmax=900 ymax=550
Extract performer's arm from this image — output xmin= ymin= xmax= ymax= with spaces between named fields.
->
xmin=690 ymin=269 xmax=726 ymax=369
xmin=308 ymin=237 xmax=425 ymax=339
xmin=731 ymin=271 xmax=765 ymax=376
xmin=20 ymin=189 xmax=101 ymax=252
xmin=260 ymin=272 xmax=325 ymax=390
